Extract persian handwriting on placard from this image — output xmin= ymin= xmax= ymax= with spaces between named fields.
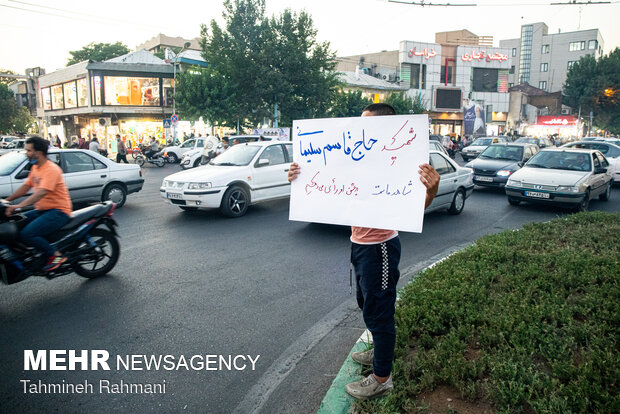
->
xmin=382 ymin=121 xmax=417 ymax=152
xmin=304 ymin=171 xmax=359 ymax=197
xmin=296 ymin=126 xmax=324 ymax=136
xmin=343 ymin=129 xmax=378 ymax=161
xmin=408 ymin=47 xmax=438 ymax=59
xmin=299 ymin=129 xmax=378 ymax=165
xmin=372 ymin=180 xmax=414 ymax=197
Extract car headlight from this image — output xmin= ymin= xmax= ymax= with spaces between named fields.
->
xmin=557 ymin=185 xmax=580 ymax=193
xmin=163 ymin=180 xmax=169 ymax=187
xmin=187 ymin=182 xmax=212 ymax=190
xmin=507 ymin=179 xmax=522 ymax=187
xmin=497 ymin=170 xmax=513 ymax=177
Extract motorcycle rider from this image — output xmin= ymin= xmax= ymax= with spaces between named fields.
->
xmin=145 ymin=137 xmax=159 ymax=159
xmin=4 ymin=136 xmax=72 ymax=271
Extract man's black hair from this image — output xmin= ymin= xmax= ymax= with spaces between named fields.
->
xmin=26 ymin=136 xmax=49 ymax=156
xmin=222 ymin=137 xmax=229 ymax=143
xmin=362 ymin=103 xmax=396 ymax=116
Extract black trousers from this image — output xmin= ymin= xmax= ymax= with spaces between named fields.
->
xmin=116 ymin=153 xmax=128 ymax=163
xmin=351 ymin=236 xmax=401 ymax=377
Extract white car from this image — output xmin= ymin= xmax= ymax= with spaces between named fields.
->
xmin=162 ymin=137 xmax=206 ymax=163
xmin=180 ymin=136 xmax=221 ymax=169
xmin=0 ymin=149 xmax=144 ymax=208
xmin=0 ymin=136 xmax=18 ymax=149
xmin=461 ymin=136 xmax=508 ymax=161
xmin=426 ymin=151 xmax=474 ymax=214
xmin=562 ymin=141 xmax=620 ymax=184
xmin=161 ymin=141 xmax=293 ymax=217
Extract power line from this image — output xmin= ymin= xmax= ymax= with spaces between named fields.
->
xmin=387 ymin=0 xmax=476 ymax=6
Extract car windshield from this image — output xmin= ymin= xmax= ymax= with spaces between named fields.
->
xmin=526 ymin=151 xmax=592 ymax=172
xmin=515 ymin=138 xmax=537 ymax=144
xmin=471 ymin=138 xmax=493 ymax=146
xmin=210 ymin=144 xmax=260 ymax=166
xmin=0 ymin=151 xmax=26 ymax=176
xmin=480 ymin=145 xmax=524 ymax=161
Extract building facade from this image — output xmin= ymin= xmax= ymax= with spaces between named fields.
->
xmin=499 ymin=22 xmax=604 ymax=93
xmin=37 ymin=50 xmax=174 ymax=149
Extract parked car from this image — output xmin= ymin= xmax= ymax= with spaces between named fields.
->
xmin=591 ymin=137 xmax=620 ymax=146
xmin=429 ymin=140 xmax=449 ymax=156
xmin=426 ymin=151 xmax=474 ymax=215
xmin=562 ymin=140 xmax=620 ymax=184
xmin=505 ymin=148 xmax=612 ymax=211
xmin=460 ymin=136 xmax=508 ymax=161
xmin=162 ymin=137 xmax=207 ymax=163
xmin=161 ymin=141 xmax=293 ymax=217
xmin=0 ymin=136 xmax=18 ymax=149
xmin=513 ymin=136 xmax=554 ymax=149
xmin=179 ymin=135 xmax=271 ymax=170
xmin=0 ymin=139 xmax=26 ymax=156
xmin=0 ymin=149 xmax=144 ymax=208
xmin=465 ymin=143 xmax=539 ymax=188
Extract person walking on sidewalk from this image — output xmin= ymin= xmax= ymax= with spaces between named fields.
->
xmin=116 ymin=134 xmax=128 ymax=164
xmin=287 ymin=103 xmax=440 ymax=400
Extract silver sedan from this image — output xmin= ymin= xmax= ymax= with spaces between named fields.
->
xmin=426 ymin=150 xmax=474 ymax=215
xmin=0 ymin=149 xmax=144 ymax=208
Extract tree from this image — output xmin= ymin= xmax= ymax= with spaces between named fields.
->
xmin=0 ymin=68 xmax=17 ymax=86
xmin=67 ymin=42 xmax=129 ymax=66
xmin=0 ymin=83 xmax=18 ymax=133
xmin=328 ymin=90 xmax=372 ymax=118
xmin=178 ymin=0 xmax=339 ymax=128
xmin=384 ymin=92 xmax=427 ymax=115
xmin=563 ymin=48 xmax=620 ymax=134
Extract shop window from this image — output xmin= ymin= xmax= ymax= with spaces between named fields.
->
xmin=51 ymin=84 xmax=64 ymax=110
xmin=104 ymin=76 xmax=160 ymax=106
xmin=63 ymin=81 xmax=77 ymax=109
xmin=41 ymin=87 xmax=51 ymax=111
xmin=92 ymin=76 xmax=102 ymax=106
xmin=472 ymin=68 xmax=499 ymax=92
xmin=540 ymin=63 xmax=548 ymax=72
xmin=77 ymin=78 xmax=88 ymax=107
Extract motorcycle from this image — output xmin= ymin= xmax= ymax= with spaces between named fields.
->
xmin=134 ymin=149 xmax=165 ymax=167
xmin=0 ymin=201 xmax=120 ymax=285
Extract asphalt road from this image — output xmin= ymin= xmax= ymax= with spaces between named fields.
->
xmin=1 ymin=158 xmax=619 ymax=414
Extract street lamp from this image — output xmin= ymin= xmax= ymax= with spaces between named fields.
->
xmin=172 ymin=41 xmax=191 ymax=145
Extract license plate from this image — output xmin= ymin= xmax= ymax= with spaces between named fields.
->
xmin=475 ymin=176 xmax=493 ymax=182
xmin=167 ymin=192 xmax=183 ymax=200
xmin=524 ymin=191 xmax=550 ymax=199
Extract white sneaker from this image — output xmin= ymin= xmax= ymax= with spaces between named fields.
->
xmin=345 ymin=374 xmax=393 ymax=400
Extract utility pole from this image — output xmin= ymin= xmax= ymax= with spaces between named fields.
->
xmin=273 ymin=95 xmax=278 ymax=128
xmin=588 ymin=111 xmax=593 ymax=137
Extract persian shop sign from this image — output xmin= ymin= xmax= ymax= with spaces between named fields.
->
xmin=461 ymin=50 xmax=508 ymax=62
xmin=537 ymin=116 xmax=578 ymax=126
xmin=408 ymin=47 xmax=438 ymax=59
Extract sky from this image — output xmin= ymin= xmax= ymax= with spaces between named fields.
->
xmin=1 ymin=0 xmax=619 ymax=75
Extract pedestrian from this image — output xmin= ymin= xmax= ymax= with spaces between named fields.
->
xmin=287 ymin=103 xmax=440 ymax=400
xmin=216 ymin=137 xmax=229 ymax=155
xmin=116 ymin=134 xmax=128 ymax=164
xmin=88 ymin=137 xmax=100 ymax=153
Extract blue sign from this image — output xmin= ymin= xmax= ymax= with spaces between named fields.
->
xmin=163 ymin=119 xmax=171 ymax=128
xmin=171 ymin=114 xmax=179 ymax=124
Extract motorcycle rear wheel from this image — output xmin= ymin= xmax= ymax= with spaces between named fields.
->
xmin=72 ymin=229 xmax=120 ymax=278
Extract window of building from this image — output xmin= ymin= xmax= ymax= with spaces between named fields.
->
xmin=92 ymin=76 xmax=102 ymax=106
xmin=541 ymin=44 xmax=550 ymax=54
xmin=76 ymin=78 xmax=88 ymax=107
xmin=569 ymin=41 xmax=586 ymax=51
xmin=509 ymin=83 xmax=514 ymax=88
xmin=51 ymin=84 xmax=64 ymax=110
xmin=163 ymin=78 xmax=173 ymax=107
xmin=588 ymin=40 xmax=597 ymax=50
xmin=539 ymin=81 xmax=547 ymax=90
xmin=512 ymin=48 xmax=517 ymax=57
xmin=473 ymin=68 xmax=499 ymax=93
xmin=440 ymin=65 xmax=454 ymax=85
xmin=104 ymin=76 xmax=160 ymax=106
xmin=410 ymin=64 xmax=420 ymax=89
xmin=540 ymin=63 xmax=548 ymax=72
xmin=567 ymin=61 xmax=576 ymax=70
xmin=41 ymin=87 xmax=51 ymax=110
xmin=421 ymin=64 xmax=427 ymax=90
xmin=509 ymin=65 xmax=515 ymax=74
xmin=63 ymin=82 xmax=77 ymax=109
xmin=435 ymin=89 xmax=461 ymax=110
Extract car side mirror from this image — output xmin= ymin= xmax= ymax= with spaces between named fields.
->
xmin=594 ymin=167 xmax=606 ymax=174
xmin=15 ymin=169 xmax=30 ymax=180
xmin=517 ymin=161 xmax=524 ymax=167
xmin=256 ymin=158 xmax=270 ymax=167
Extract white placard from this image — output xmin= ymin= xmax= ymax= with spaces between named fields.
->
xmin=289 ymin=115 xmax=429 ymax=233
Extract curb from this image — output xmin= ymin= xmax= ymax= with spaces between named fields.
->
xmin=316 ymin=252 xmax=456 ymax=414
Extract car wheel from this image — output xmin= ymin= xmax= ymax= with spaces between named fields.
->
xmin=448 ymin=188 xmax=466 ymax=215
xmin=220 ymin=185 xmax=249 ymax=218
xmin=102 ymin=183 xmax=127 ymax=208
xmin=599 ymin=182 xmax=611 ymax=201
xmin=167 ymin=153 xmax=178 ymax=163
xmin=179 ymin=206 xmax=198 ymax=212
xmin=135 ymin=155 xmax=145 ymax=167
xmin=193 ymin=158 xmax=201 ymax=168
xmin=576 ymin=190 xmax=590 ymax=212
xmin=508 ymin=197 xmax=520 ymax=206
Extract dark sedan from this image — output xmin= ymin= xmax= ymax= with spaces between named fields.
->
xmin=465 ymin=143 xmax=539 ymax=188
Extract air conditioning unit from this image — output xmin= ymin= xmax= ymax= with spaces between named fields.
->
xmin=561 ymin=108 xmax=570 ymax=115
xmin=382 ymin=74 xmax=389 ymax=80
xmin=98 ymin=117 xmax=111 ymax=126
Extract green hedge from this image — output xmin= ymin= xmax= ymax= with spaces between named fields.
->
xmin=358 ymin=212 xmax=620 ymax=413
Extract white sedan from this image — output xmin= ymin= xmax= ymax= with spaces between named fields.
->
xmin=161 ymin=141 xmax=293 ymax=217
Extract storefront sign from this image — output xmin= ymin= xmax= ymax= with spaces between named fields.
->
xmin=461 ymin=50 xmax=508 ymax=63
xmin=408 ymin=47 xmax=438 ymax=59
xmin=536 ymin=116 xmax=578 ymax=126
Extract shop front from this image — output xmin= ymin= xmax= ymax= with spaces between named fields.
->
xmin=523 ymin=115 xmax=580 ymax=140
xmin=430 ymin=112 xmax=463 ymax=137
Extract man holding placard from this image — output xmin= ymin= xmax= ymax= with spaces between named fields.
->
xmin=288 ymin=103 xmax=440 ymax=400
